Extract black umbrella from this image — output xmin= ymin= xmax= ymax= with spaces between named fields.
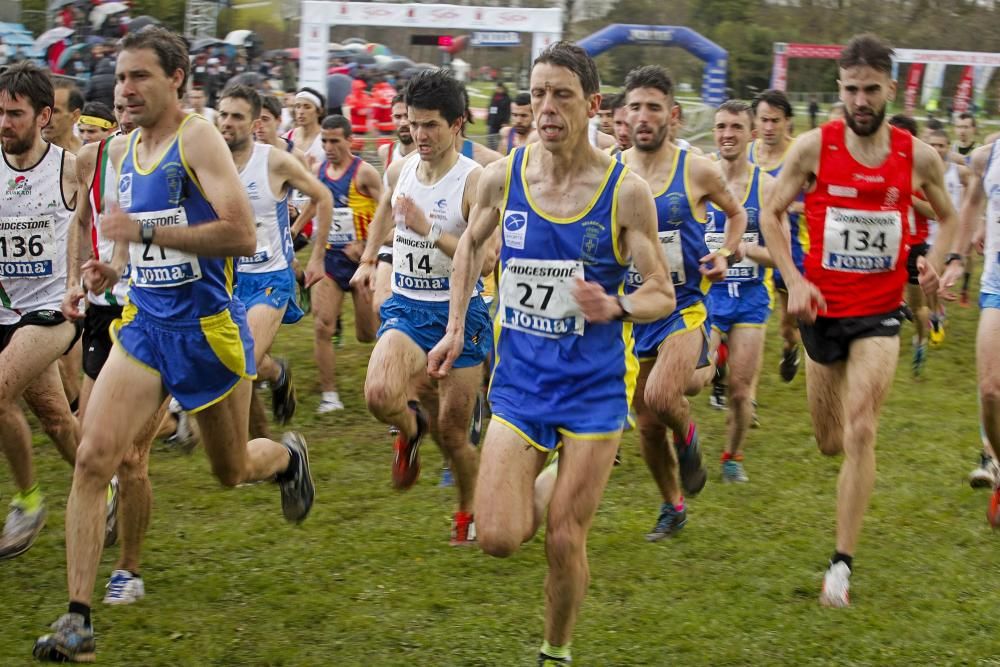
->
xmin=190 ymin=38 xmax=226 ymax=53
xmin=382 ymin=58 xmax=413 ymax=73
xmin=347 ymin=53 xmax=375 ymax=66
xmin=125 ymin=15 xmax=161 ymax=33
xmin=226 ymin=71 xmax=268 ymax=90
xmin=326 ymin=73 xmax=353 ymax=109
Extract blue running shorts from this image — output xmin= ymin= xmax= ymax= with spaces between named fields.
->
xmin=235 ymin=268 xmax=304 ymax=325
xmin=708 ymin=282 xmax=773 ymax=335
xmin=981 ymin=292 xmax=1000 ymax=310
xmin=633 ymin=300 xmax=710 ymax=366
xmin=377 ymin=292 xmax=491 ymax=369
xmin=324 ymin=246 xmax=359 ymax=292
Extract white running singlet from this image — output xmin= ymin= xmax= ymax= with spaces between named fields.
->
xmin=238 ymin=143 xmax=294 ymax=274
xmin=982 ymin=141 xmax=1000 ymax=295
xmin=88 ymin=155 xmax=130 ymax=306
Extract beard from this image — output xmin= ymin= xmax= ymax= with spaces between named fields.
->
xmin=633 ymin=124 xmax=669 ymax=153
xmin=844 ymin=105 xmax=886 ymax=137
xmin=397 ymin=129 xmax=413 ymax=145
xmin=1 ymin=130 xmax=34 ymax=156
xmin=225 ymin=133 xmax=251 ymax=152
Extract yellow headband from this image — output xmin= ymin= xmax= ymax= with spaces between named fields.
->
xmin=78 ymin=115 xmax=116 ymax=130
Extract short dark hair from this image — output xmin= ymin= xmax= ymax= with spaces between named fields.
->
xmin=599 ymin=94 xmax=616 ymax=111
xmin=513 ymin=92 xmax=531 ymax=106
xmin=717 ymin=99 xmax=753 ymax=126
xmin=839 ymin=34 xmax=894 ymax=75
xmin=957 ymin=111 xmax=977 ymax=127
xmin=321 ymin=114 xmax=352 ymax=137
xmin=391 ymin=92 xmax=405 ymax=106
xmin=751 ymin=89 xmax=793 ymax=118
xmin=80 ymin=101 xmax=115 ymax=124
xmin=888 ymin=113 xmax=917 ymax=136
xmin=120 ymin=26 xmax=190 ymax=98
xmin=260 ymin=94 xmax=282 ymax=119
xmin=533 ymin=41 xmax=600 ymax=97
xmin=404 ymin=69 xmax=465 ymax=125
xmin=608 ymin=93 xmax=627 ymax=111
xmin=623 ymin=65 xmax=674 ymax=100
xmin=297 ymin=86 xmax=326 ymax=112
xmin=925 ymin=117 xmax=945 ymax=131
xmin=0 ymin=61 xmax=53 ymax=115
xmin=53 ymin=79 xmax=84 ymax=112
xmin=928 ymin=128 xmax=950 ymax=141
xmin=220 ymin=83 xmax=262 ymax=119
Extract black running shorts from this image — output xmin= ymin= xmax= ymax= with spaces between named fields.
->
xmin=799 ymin=308 xmax=904 ymax=365
xmin=906 ymin=242 xmax=929 ymax=286
xmin=0 ymin=310 xmax=82 ymax=356
xmin=83 ymin=304 xmax=124 ymax=380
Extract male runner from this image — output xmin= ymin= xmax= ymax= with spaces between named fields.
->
xmin=0 ymin=63 xmax=94 ymax=561
xmin=962 ymin=139 xmax=1000 ymax=525
xmin=257 ymin=94 xmax=308 ymax=167
xmin=33 ymin=28 xmax=314 ymax=662
xmin=351 ymin=69 xmax=489 ymax=544
xmin=953 ymin=113 xmax=980 ymax=306
xmin=43 ymin=79 xmax=84 ymax=155
xmin=378 ymin=94 xmax=415 ymax=171
xmin=301 ymin=114 xmax=380 ymax=413
xmin=220 ymin=84 xmax=333 ymax=431
xmin=288 ymin=86 xmax=326 ymax=169
xmin=759 ymin=34 xmax=965 ymax=608
xmin=596 ymin=93 xmax=615 ymax=135
xmin=619 ymin=65 xmax=746 ymax=538
xmin=77 ymin=101 xmax=117 ymax=144
xmin=185 ymin=86 xmax=216 ymax=126
xmin=610 ymin=93 xmax=632 ymax=154
xmin=750 ymin=89 xmax=807 ymax=382
xmin=707 ymin=101 xmax=781 ymax=484
xmin=499 ymin=92 xmax=533 ymax=156
xmin=428 ymin=43 xmax=673 ymax=665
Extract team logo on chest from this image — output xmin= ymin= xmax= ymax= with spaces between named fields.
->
xmin=4 ymin=175 xmax=30 ymax=198
xmin=162 ymin=162 xmax=186 ymax=207
xmin=502 ymin=209 xmax=527 ymax=249
xmin=663 ymin=192 xmax=686 ymax=225
xmin=580 ymin=220 xmax=604 ymax=264
xmin=118 ymin=173 xmax=133 ymax=209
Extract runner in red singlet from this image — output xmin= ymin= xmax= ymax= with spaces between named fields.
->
xmin=760 ymin=34 xmax=966 ymax=609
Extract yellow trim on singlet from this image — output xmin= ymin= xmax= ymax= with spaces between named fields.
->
xmin=520 ymin=144 xmax=615 ymax=224
xmin=639 ymin=144 xmax=681 ymax=199
xmin=610 ymin=170 xmax=629 ymax=267
xmin=683 ymin=150 xmax=707 ymax=225
xmin=176 ymin=115 xmax=211 ymax=201
xmin=798 ymin=221 xmax=811 ymax=254
xmin=750 ymin=138 xmax=793 ymax=173
xmin=130 ymin=114 xmax=193 ymax=176
xmin=497 ymin=151 xmax=515 ymax=226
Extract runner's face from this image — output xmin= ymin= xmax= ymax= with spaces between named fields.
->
xmin=613 ymin=106 xmax=631 ymax=150
xmin=0 ymin=92 xmax=46 ymax=156
xmin=42 ymin=88 xmax=77 ymax=142
xmin=838 ymin=65 xmax=895 ymax=137
xmin=391 ymin=101 xmax=412 ymax=144
xmin=407 ymin=107 xmax=460 ymax=162
xmin=955 ymin=118 xmax=976 ymax=145
xmin=256 ymin=109 xmax=278 ymax=142
xmin=114 ymin=90 xmax=136 ymax=134
xmin=188 ymin=89 xmax=205 ymax=111
xmin=217 ymin=96 xmax=255 ymax=151
xmin=626 ymin=86 xmax=673 ymax=152
xmin=753 ymin=101 xmax=789 ymax=147
xmin=321 ymin=127 xmax=351 ymax=163
xmin=714 ymin=109 xmax=752 ymax=161
xmin=116 ymin=48 xmax=184 ymax=128
xmin=510 ymin=103 xmax=532 ymax=134
xmin=927 ymin=135 xmax=951 ymax=162
xmin=529 ymin=63 xmax=598 ymax=149
xmin=294 ymin=100 xmax=319 ymax=127
xmin=596 ymin=108 xmax=613 ymax=134
xmin=78 ymin=122 xmax=113 ymax=144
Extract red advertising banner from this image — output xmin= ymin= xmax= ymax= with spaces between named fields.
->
xmin=953 ymin=65 xmax=975 ymax=113
xmin=904 ymin=63 xmax=925 ymax=113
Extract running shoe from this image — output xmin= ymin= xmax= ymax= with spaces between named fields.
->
xmin=779 ymin=345 xmax=800 ymax=383
xmin=165 ymin=409 xmax=199 ymax=454
xmin=538 ymin=654 xmax=572 ymax=666
xmin=674 ymin=424 xmax=707 ymax=496
xmin=104 ymin=476 xmax=119 ymax=549
xmin=271 ymin=358 xmax=297 ymax=425
xmin=988 ymin=488 xmax=1000 ymax=529
xmin=316 ymin=392 xmax=344 ymax=414
xmin=469 ymin=390 xmax=484 ymax=447
xmin=709 ymin=380 xmax=727 ymax=410
xmin=392 ymin=401 xmax=427 ymax=490
xmin=0 ymin=499 xmax=45 ymax=560
xmin=751 ymin=400 xmax=761 ymax=429
xmin=450 ymin=511 xmax=477 ymax=546
xmin=333 ymin=315 xmax=344 ymax=348
xmin=614 ymin=446 xmax=622 ymax=466
xmin=819 ymin=561 xmax=851 ymax=608
xmin=929 ymin=316 xmax=946 ymax=348
xmin=103 ymin=569 xmax=145 ymax=605
xmin=722 ymin=459 xmax=749 ymax=483
xmin=278 ymin=432 xmax=315 ymax=523
xmin=969 ymin=453 xmax=1000 ymax=489
xmin=33 ymin=613 xmax=95 ymax=663
xmin=438 ymin=467 xmax=454 ymax=488
xmin=912 ymin=342 xmax=927 ymax=379
xmin=645 ymin=501 xmax=687 ymax=542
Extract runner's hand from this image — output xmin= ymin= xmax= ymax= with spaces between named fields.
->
xmin=428 ymin=328 xmax=462 ymax=378
xmin=786 ymin=277 xmax=826 ymax=324
xmin=100 ymin=204 xmax=141 ymax=243
xmin=82 ymin=258 xmax=122 ymax=294
xmin=350 ymin=261 xmax=376 ymax=292
xmin=934 ymin=256 xmax=962 ymax=301
xmin=573 ymin=278 xmax=619 ymax=323
xmin=304 ymin=256 xmax=325 ymax=288
xmin=973 ymin=227 xmax=985 ymax=255
xmin=60 ymin=285 xmax=86 ymax=321
xmin=395 ymin=195 xmax=430 ymax=236
xmin=698 ymin=252 xmax=727 ymax=283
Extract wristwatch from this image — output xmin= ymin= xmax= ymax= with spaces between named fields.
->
xmin=140 ymin=225 xmax=156 ymax=244
xmin=945 ymin=252 xmax=964 ymax=266
xmin=716 ymin=246 xmax=737 ymax=267
xmin=615 ymin=294 xmax=634 ymax=321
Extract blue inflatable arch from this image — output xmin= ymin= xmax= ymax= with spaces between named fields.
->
xmin=577 ymin=25 xmax=728 ymax=106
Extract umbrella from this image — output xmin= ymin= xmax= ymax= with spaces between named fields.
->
xmin=347 ymin=53 xmax=375 ymax=65
xmin=326 ymin=73 xmax=353 ymax=109
xmin=33 ymin=27 xmax=73 ymax=53
xmin=328 ymin=64 xmax=357 ymax=76
xmin=328 ymin=42 xmax=343 ymax=51
xmin=342 ymin=37 xmax=366 ymax=46
xmin=90 ymin=2 xmax=129 ymax=30
xmin=344 ymin=43 xmax=366 ymax=52
xmin=224 ymin=29 xmax=253 ymax=47
xmin=124 ymin=15 xmax=160 ymax=32
xmin=367 ymin=43 xmax=391 ymax=56
xmin=1 ymin=32 xmax=34 ymax=47
xmin=284 ymin=47 xmax=300 ymax=60
xmin=48 ymin=0 xmax=76 ymax=10
xmin=56 ymin=42 xmax=91 ymax=70
xmin=85 ymin=35 xmax=106 ymax=45
xmin=382 ymin=58 xmax=413 ymax=73
xmin=190 ymin=38 xmax=226 ymax=53
xmin=373 ymin=54 xmax=393 ymax=66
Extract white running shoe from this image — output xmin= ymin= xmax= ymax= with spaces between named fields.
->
xmin=103 ymin=569 xmax=145 ymax=605
xmin=316 ymin=392 xmax=344 ymax=414
xmin=819 ymin=561 xmax=851 ymax=608
xmin=969 ymin=454 xmax=1000 ymax=489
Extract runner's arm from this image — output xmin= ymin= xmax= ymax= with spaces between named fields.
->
xmin=911 ymin=195 xmax=936 ymax=220
xmin=278 ymin=150 xmax=333 ymax=286
xmin=961 ymin=146 xmax=990 ymax=256
xmin=700 ymin=156 xmax=748 ymax=258
xmin=66 ymin=145 xmax=96 ymax=288
xmin=914 ymin=140 xmax=964 ymax=272
xmin=359 ymin=159 xmax=405 ymax=264
xmin=743 ymin=176 xmax=782 ymax=268
xmin=760 ymin=130 xmax=819 ymax=286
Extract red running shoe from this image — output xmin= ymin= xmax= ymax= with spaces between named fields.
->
xmin=988 ymin=488 xmax=1000 ymax=529
xmin=450 ymin=511 xmax=477 ymax=546
xmin=392 ymin=401 xmax=427 ymax=490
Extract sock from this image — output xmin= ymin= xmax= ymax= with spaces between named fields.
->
xmin=68 ymin=601 xmax=91 ymax=628
xmin=540 ymin=640 xmax=571 ymax=660
xmin=129 ymin=571 xmax=141 ymax=578
xmin=276 ymin=445 xmax=301 ymax=482
xmin=673 ymin=423 xmax=693 ymax=447
xmin=674 ymin=496 xmax=685 ymax=512
xmin=720 ymin=452 xmax=744 ymax=463
xmin=831 ymin=552 xmax=853 ymax=571
xmin=13 ymin=483 xmax=42 ymax=513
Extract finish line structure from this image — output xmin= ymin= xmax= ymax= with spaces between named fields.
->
xmin=297 ymin=2 xmax=562 ymax=93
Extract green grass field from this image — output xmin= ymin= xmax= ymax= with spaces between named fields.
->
xmin=1 ymin=267 xmax=997 ymax=665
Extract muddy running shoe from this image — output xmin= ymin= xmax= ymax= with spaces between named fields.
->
xmin=271 ymin=358 xmax=297 ymax=425
xmin=278 ymin=432 xmax=314 ymax=523
xmin=33 ymin=613 xmax=95 ymax=663
xmin=392 ymin=401 xmax=428 ymax=490
xmin=645 ymin=501 xmax=687 ymax=542
xmin=673 ymin=423 xmax=707 ymax=496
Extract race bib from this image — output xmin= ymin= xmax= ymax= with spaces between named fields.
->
xmin=705 ymin=232 xmax=760 ymax=282
xmin=129 ymin=208 xmax=203 ymax=288
xmin=392 ymin=229 xmax=453 ymax=299
xmin=499 ymin=258 xmax=585 ymax=338
xmin=327 ymin=207 xmax=357 ymax=246
xmin=822 ymin=207 xmax=901 ymax=273
xmin=0 ymin=215 xmax=56 ymax=279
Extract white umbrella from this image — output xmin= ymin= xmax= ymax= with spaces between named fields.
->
xmin=373 ymin=54 xmax=393 ymax=66
xmin=90 ymin=2 xmax=128 ymax=29
xmin=224 ymin=29 xmax=253 ymax=47
xmin=32 ymin=26 xmax=73 ymax=52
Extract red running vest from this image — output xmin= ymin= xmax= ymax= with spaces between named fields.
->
xmin=804 ymin=120 xmax=913 ymax=318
